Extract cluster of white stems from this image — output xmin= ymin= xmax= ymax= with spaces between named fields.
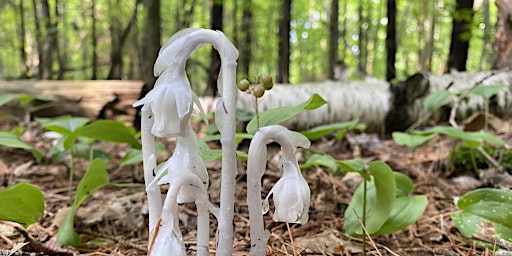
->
xmin=133 ymin=28 xmax=311 ymax=256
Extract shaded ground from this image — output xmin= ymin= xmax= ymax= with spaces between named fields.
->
xmin=0 ymin=118 xmax=511 ymax=256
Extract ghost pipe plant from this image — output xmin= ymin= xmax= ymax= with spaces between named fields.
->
xmin=247 ymin=125 xmax=311 ymax=255
xmin=133 ymin=28 xmax=238 ymax=255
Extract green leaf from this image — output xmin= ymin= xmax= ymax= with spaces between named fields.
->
xmin=300 ymin=153 xmax=338 ymax=172
xmin=300 ymin=120 xmax=365 ymax=141
xmin=36 ymin=116 xmax=90 ymax=135
xmin=471 ymin=85 xmax=504 ymax=99
xmin=0 ymin=131 xmax=42 ymax=163
xmin=344 ymin=161 xmax=396 ymax=235
xmin=57 ymin=209 xmax=81 ymax=246
xmin=0 ymin=131 xmax=33 ymax=149
xmin=57 ymin=158 xmax=109 ymax=246
xmin=0 ymin=183 xmax=45 ymax=228
xmin=73 ymin=143 xmax=112 ymax=163
xmin=336 ymin=158 xmax=366 ymax=173
xmin=428 ymin=126 xmax=503 ymax=148
xmin=392 ymin=131 xmax=436 ymax=151
xmin=457 ymin=188 xmax=512 ymax=229
xmin=246 ymin=94 xmax=327 ymax=134
xmin=423 ymin=89 xmax=452 ymax=112
xmin=452 ymin=188 xmax=512 ymax=244
xmin=73 ymin=120 xmax=141 ymax=149
xmin=374 ymin=195 xmax=428 ymax=235
xmin=0 ymin=93 xmax=35 ymax=107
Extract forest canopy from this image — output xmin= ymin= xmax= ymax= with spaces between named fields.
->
xmin=0 ymin=0 xmax=505 ymax=94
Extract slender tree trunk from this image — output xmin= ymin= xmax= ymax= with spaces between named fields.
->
xmin=33 ymin=0 xmax=53 ymax=79
xmin=427 ymin=1 xmax=436 ymax=71
xmin=493 ymin=0 xmax=512 ymax=69
xmin=328 ymin=0 xmax=339 ymax=80
xmin=277 ymin=0 xmax=291 ymax=83
xmin=356 ymin=1 xmax=367 ymax=76
xmin=141 ymin=0 xmax=160 ymax=87
xmin=91 ymin=0 xmax=98 ymax=80
xmin=108 ymin=0 xmax=141 ymax=79
xmin=479 ymin=0 xmax=491 ymax=69
xmin=54 ymin=0 xmax=66 ymax=79
xmin=18 ymin=0 xmax=29 ymax=78
xmin=446 ymin=0 xmax=475 ymax=72
xmin=238 ymin=0 xmax=252 ymax=79
xmin=206 ymin=0 xmax=223 ymax=96
xmin=386 ymin=0 xmax=396 ymax=81
xmin=417 ymin=0 xmax=427 ymax=72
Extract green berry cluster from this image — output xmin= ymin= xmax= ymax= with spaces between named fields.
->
xmin=238 ymin=74 xmax=274 ymax=98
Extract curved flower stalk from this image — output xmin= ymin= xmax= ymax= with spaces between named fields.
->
xmin=149 ymin=173 xmax=209 ymax=256
xmin=133 ymin=28 xmax=238 ymax=256
xmin=246 ymin=125 xmax=311 ymax=256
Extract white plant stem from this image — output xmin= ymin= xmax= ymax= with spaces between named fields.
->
xmin=140 ymin=106 xmax=162 ymax=243
xmin=195 ymin=199 xmax=210 ymax=256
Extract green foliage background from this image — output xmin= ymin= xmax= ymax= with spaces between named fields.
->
xmin=0 ymin=0 xmax=498 ymax=88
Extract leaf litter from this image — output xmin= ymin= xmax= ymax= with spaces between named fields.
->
xmin=0 ymin=118 xmax=511 ymax=255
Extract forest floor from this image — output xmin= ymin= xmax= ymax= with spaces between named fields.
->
xmin=0 ymin=117 xmax=512 ymax=256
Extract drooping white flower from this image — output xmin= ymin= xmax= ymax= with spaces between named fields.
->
xmin=152 ymin=126 xmax=209 ymax=203
xmin=133 ymin=69 xmax=193 ymax=138
xmin=265 ymin=160 xmax=310 ymax=224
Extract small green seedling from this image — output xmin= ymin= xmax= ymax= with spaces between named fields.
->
xmin=57 ymin=158 xmax=109 ymax=246
xmin=0 ymin=130 xmax=42 ymax=163
xmin=338 ymin=159 xmax=427 ymax=236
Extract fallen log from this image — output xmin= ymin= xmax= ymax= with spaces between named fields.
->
xmin=0 ymin=80 xmax=143 ymax=123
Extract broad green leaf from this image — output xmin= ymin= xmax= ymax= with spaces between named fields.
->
xmin=344 ymin=161 xmax=395 ymax=235
xmin=423 ymin=89 xmax=452 ymax=112
xmin=428 ymin=126 xmax=503 ymax=148
xmin=471 ymin=85 xmax=504 ymax=99
xmin=0 ymin=183 xmax=45 ymax=228
xmin=337 ymin=158 xmax=366 ymax=173
xmin=457 ymin=188 xmax=512 ymax=229
xmin=0 ymin=93 xmax=35 ymax=107
xmin=374 ymin=195 xmax=428 ymax=235
xmin=452 ymin=212 xmax=512 ymax=244
xmin=73 ymin=120 xmax=141 ymax=149
xmin=0 ymin=131 xmax=33 ymax=149
xmin=0 ymin=131 xmax=42 ymax=163
xmin=36 ymin=116 xmax=90 ymax=135
xmin=246 ymin=94 xmax=327 ymax=134
xmin=394 ymin=172 xmax=414 ymax=197
xmin=57 ymin=158 xmax=109 ymax=246
xmin=392 ymin=131 xmax=436 ymax=150
xmin=300 ymin=120 xmax=365 ymax=141
xmin=300 ymin=153 xmax=338 ymax=172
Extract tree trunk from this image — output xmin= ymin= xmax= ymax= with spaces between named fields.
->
xmin=238 ymin=0 xmax=252 ymax=79
xmin=356 ymin=1 xmax=367 ymax=77
xmin=206 ymin=0 xmax=223 ymax=96
xmin=107 ymin=0 xmax=140 ymax=79
xmin=18 ymin=0 xmax=29 ymax=78
xmin=327 ymin=0 xmax=339 ymax=80
xmin=479 ymin=0 xmax=491 ymax=69
xmin=446 ymin=0 xmax=475 ymax=72
xmin=91 ymin=0 xmax=98 ymax=80
xmin=32 ymin=0 xmax=53 ymax=79
xmin=141 ymin=0 xmax=160 ymax=87
xmin=54 ymin=0 xmax=66 ymax=79
xmin=386 ymin=0 xmax=396 ymax=81
xmin=494 ymin=0 xmax=512 ymax=69
xmin=277 ymin=0 xmax=291 ymax=83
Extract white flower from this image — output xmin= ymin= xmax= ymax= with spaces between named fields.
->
xmin=133 ymin=69 xmax=193 ymax=138
xmin=153 ymin=126 xmax=209 ymax=203
xmin=265 ymin=160 xmax=310 ymax=225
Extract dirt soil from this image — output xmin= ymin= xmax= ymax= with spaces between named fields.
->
xmin=0 ymin=117 xmax=512 ymax=256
